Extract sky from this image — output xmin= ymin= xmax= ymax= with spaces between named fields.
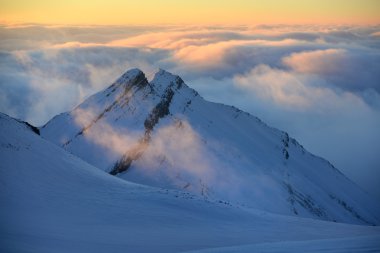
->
xmin=0 ymin=2 xmax=379 ymax=200
xmin=1 ymin=0 xmax=380 ymax=25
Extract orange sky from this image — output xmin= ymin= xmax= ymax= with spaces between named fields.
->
xmin=1 ymin=0 xmax=379 ymax=25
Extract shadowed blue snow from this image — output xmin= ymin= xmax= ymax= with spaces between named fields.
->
xmin=184 ymin=235 xmax=380 ymax=253
xmin=1 ymin=113 xmax=380 ymax=252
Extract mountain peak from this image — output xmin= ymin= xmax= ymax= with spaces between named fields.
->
xmin=156 ymin=68 xmax=175 ymax=77
xmin=151 ymin=68 xmax=185 ymax=94
xmin=113 ymin=68 xmax=148 ymax=91
xmin=111 ymin=68 xmax=187 ymax=96
xmin=41 ymin=68 xmax=380 ymax=225
xmin=116 ymin=68 xmax=143 ymax=82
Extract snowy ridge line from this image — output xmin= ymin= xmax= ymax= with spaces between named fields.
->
xmin=40 ymin=68 xmax=380 ymax=225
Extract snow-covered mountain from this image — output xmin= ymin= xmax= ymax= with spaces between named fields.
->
xmin=1 ymin=112 xmax=380 ymax=253
xmin=41 ymin=68 xmax=380 ymax=225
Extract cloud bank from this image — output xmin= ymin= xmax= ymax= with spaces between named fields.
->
xmin=0 ymin=23 xmax=379 ymax=200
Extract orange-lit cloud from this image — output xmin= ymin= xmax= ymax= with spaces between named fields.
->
xmin=106 ymin=29 xmax=308 ymax=68
xmin=51 ymin=41 xmax=103 ymax=49
xmin=283 ymin=49 xmax=348 ymax=74
xmin=370 ymin=31 xmax=380 ymax=37
xmin=172 ymin=39 xmax=303 ymax=65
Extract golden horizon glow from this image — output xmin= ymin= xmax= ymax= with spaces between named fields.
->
xmin=1 ymin=0 xmax=380 ymax=25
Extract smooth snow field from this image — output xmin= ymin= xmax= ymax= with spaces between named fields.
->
xmin=1 ymin=113 xmax=380 ymax=252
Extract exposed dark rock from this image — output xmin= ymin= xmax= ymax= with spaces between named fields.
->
xmin=329 ymin=194 xmax=373 ymax=225
xmin=109 ymin=136 xmax=149 ymax=176
xmin=283 ymin=149 xmax=289 ymax=160
xmin=110 ymin=75 xmax=178 ymax=176
xmin=15 ymin=119 xmax=40 ymax=135
xmin=24 ymin=121 xmax=40 ymax=135
xmin=284 ymin=182 xmax=328 ymax=219
xmin=174 ymin=76 xmax=184 ymax=89
xmin=144 ymin=88 xmax=174 ymax=133
xmin=282 ymin=132 xmax=290 ymax=159
xmin=282 ymin=132 xmax=289 ymax=148
xmin=110 ymin=156 xmax=133 ymax=175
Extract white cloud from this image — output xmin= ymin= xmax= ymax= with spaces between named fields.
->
xmin=73 ymin=108 xmax=142 ymax=157
xmin=233 ymin=64 xmax=367 ymax=112
xmin=138 ymin=120 xmax=218 ymax=188
xmin=235 ymin=65 xmax=312 ymax=108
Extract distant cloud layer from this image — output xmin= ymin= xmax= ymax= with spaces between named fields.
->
xmin=0 ymin=23 xmax=379 ymax=200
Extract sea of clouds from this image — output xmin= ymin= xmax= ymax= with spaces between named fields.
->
xmin=0 ymin=23 xmax=379 ymax=199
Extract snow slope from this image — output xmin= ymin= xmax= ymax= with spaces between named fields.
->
xmin=1 ymin=112 xmax=380 ymax=253
xmin=41 ymin=68 xmax=380 ymax=225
